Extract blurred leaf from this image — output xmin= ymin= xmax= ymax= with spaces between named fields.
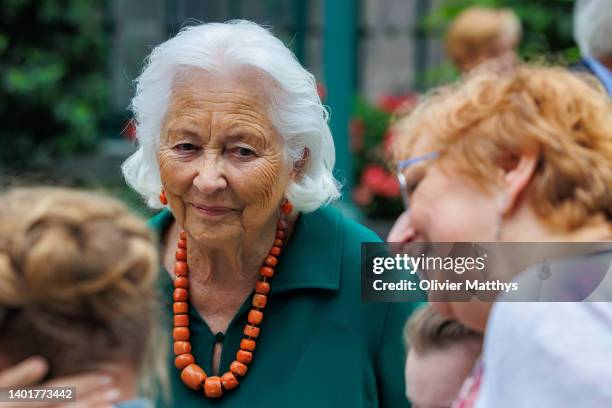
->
xmin=0 ymin=0 xmax=109 ymax=168
xmin=0 ymin=35 xmax=7 ymax=54
xmin=4 ymin=61 xmax=65 ymax=94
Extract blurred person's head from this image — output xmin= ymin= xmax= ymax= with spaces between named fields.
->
xmin=392 ymin=65 xmax=612 ymax=326
xmin=404 ymin=305 xmax=482 ymax=408
xmin=446 ymin=7 xmax=522 ymax=73
xmin=0 ymin=187 xmax=162 ymax=399
xmin=393 ymin=65 xmax=612 ymax=243
xmin=574 ymin=0 xmax=612 ymax=65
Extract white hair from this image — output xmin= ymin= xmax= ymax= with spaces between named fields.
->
xmin=122 ymin=20 xmax=341 ymax=212
xmin=574 ymin=0 xmax=612 ymax=58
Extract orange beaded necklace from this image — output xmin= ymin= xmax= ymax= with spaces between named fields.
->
xmin=172 ymin=199 xmax=293 ymax=399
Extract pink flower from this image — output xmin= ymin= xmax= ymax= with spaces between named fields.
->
xmin=361 ymin=164 xmax=400 ymax=198
xmin=377 ymin=93 xmax=418 ymax=114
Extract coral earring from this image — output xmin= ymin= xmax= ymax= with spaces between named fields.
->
xmin=159 ymin=191 xmax=168 ymax=205
xmin=280 ymin=199 xmax=293 ymax=215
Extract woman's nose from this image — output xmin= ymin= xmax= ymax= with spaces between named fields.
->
xmin=193 ymin=154 xmax=228 ymax=193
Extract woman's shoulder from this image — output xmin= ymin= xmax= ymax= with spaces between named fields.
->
xmin=301 ymin=205 xmax=381 ymax=267
xmin=476 ymin=301 xmax=612 ymax=407
xmin=303 ymin=205 xmax=381 ymax=243
xmin=342 ymin=214 xmax=383 ymax=244
xmin=290 ymin=205 xmax=381 ymax=284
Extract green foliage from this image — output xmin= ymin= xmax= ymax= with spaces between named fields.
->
xmin=0 ymin=0 xmax=109 ymax=168
xmin=353 ymin=97 xmax=391 ymax=156
xmin=423 ymin=0 xmax=578 ymax=87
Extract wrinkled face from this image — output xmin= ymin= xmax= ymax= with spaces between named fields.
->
xmin=405 ymin=343 xmax=481 ymax=408
xmin=403 ymin=137 xmax=500 ymax=243
xmin=158 ymin=69 xmax=292 ymax=244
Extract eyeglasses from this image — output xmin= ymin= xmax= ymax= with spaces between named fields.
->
xmin=396 ymin=151 xmax=439 ymax=210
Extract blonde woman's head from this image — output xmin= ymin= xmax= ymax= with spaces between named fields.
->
xmin=392 ymin=65 xmax=612 ymax=242
xmin=0 ymin=187 xmax=161 ymax=385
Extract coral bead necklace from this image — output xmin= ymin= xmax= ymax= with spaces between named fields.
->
xmin=172 ymin=200 xmax=293 ymax=399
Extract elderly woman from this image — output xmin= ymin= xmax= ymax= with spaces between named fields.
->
xmin=390 ymin=65 xmax=612 ymax=406
xmin=121 ymin=20 xmax=416 ymax=406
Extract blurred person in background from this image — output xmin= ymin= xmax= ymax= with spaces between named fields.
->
xmin=404 ymin=305 xmax=482 ymax=408
xmin=573 ymin=0 xmax=612 ymax=95
xmin=445 ymin=6 xmax=522 ymax=74
xmin=121 ymin=20 xmax=416 ymax=406
xmin=390 ymin=64 xmax=612 ymax=407
xmin=388 ymin=5 xmax=523 ymax=243
xmin=0 ymin=187 xmax=164 ymax=408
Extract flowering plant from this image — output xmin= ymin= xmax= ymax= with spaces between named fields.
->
xmin=351 ymin=93 xmax=418 ymax=219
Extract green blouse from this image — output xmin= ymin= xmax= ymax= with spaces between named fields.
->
xmin=149 ymin=205 xmax=420 ymax=407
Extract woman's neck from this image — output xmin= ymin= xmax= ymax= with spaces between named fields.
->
xmin=187 ymin=229 xmax=274 ymax=290
xmin=163 ymin=212 xmax=299 ymax=313
xmin=501 ymin=203 xmax=611 ymax=242
xmin=496 ymin=206 xmax=611 ymax=276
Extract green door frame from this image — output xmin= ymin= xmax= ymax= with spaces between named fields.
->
xmin=323 ymin=0 xmax=358 ymax=208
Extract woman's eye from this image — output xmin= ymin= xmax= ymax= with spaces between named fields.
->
xmin=233 ymin=147 xmax=256 ymax=158
xmin=174 ymin=143 xmax=197 ymax=152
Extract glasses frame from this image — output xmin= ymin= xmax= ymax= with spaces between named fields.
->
xmin=396 ymin=151 xmax=439 ymax=210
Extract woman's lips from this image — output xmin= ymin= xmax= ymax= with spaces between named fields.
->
xmin=192 ymin=204 xmax=235 ymax=217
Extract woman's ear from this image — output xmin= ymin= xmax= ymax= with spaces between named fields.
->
xmin=290 ymin=148 xmax=309 ymax=181
xmin=501 ymin=150 xmax=539 ymax=215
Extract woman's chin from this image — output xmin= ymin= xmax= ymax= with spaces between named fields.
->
xmin=191 ymin=227 xmax=243 ymax=246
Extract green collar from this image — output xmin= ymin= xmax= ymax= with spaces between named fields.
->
xmin=148 ymin=207 xmax=343 ymax=294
